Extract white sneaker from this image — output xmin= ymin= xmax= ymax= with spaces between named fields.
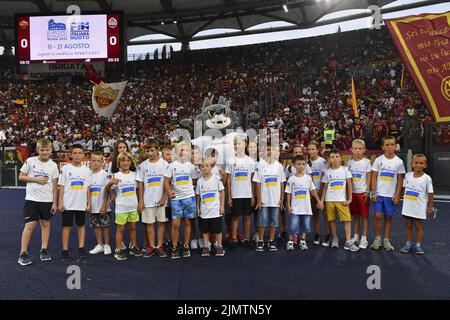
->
xmin=383 ymin=239 xmax=395 ymax=251
xmin=190 ymin=239 xmax=198 ymax=250
xmin=331 ymin=236 xmax=339 ymax=248
xmin=299 ymin=240 xmax=308 ymax=250
xmin=359 ymin=238 xmax=368 ymax=250
xmin=89 ymin=244 xmax=104 ymax=255
xmin=286 ymin=241 xmax=294 ymax=251
xmin=121 ymin=242 xmax=126 ymax=250
xmin=103 ymin=244 xmax=112 ymax=255
xmin=198 ymin=238 xmax=204 ymax=249
xmin=253 ymin=233 xmax=259 ymax=242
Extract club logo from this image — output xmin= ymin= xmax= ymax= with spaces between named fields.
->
xmin=108 ymin=17 xmax=118 ymax=29
xmin=441 ymin=76 xmax=450 ymax=102
xmin=94 ymin=86 xmax=119 ymax=108
xmin=19 ymin=20 xmax=29 ymax=30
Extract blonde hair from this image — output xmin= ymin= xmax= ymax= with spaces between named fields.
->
xmin=116 ymin=152 xmax=134 ymax=169
xmin=352 ymin=139 xmax=366 ymax=148
xmin=175 ymin=141 xmax=191 ymax=153
xmin=412 ymin=153 xmax=427 ymax=162
xmin=36 ymin=138 xmax=52 ymax=150
xmin=201 ymin=157 xmax=215 ymax=167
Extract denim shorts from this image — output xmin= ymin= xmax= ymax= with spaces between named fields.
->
xmin=258 ymin=206 xmax=279 ymax=228
xmin=171 ymin=196 xmax=196 ymax=219
xmin=288 ymin=214 xmax=311 ymax=234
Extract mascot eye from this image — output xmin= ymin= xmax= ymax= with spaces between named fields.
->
xmin=223 ymin=108 xmax=228 ymax=116
xmin=208 ymin=110 xmax=214 ymax=118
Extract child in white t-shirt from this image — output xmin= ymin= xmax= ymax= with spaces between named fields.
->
xmin=196 ymin=158 xmax=226 ymax=257
xmin=58 ymin=144 xmax=92 ymax=262
xmin=18 ymin=138 xmax=59 ymax=266
xmin=320 ymin=149 xmax=359 ymax=252
xmin=400 ymin=154 xmax=434 ymax=255
xmin=285 ymin=156 xmax=323 ymax=251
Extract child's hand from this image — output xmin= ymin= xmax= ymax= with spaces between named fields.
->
xmin=35 ymin=176 xmax=49 ymax=185
xmin=317 ymin=201 xmax=324 ymax=210
xmin=287 ymin=206 xmax=292 ymax=215
xmin=99 ymin=205 xmax=106 ymax=214
xmin=168 ymin=191 xmax=176 ymax=199
xmin=280 ymin=202 xmax=285 ymax=211
xmin=50 ymin=203 xmax=57 ymax=215
xmin=110 ymin=177 xmax=120 ymax=185
xmin=251 ymin=197 xmax=256 ymax=207
xmin=228 ymin=198 xmax=233 ymax=208
xmin=343 ymin=199 xmax=352 ymax=206
xmin=220 ymin=206 xmax=225 ymax=215
xmin=137 ymin=202 xmax=144 ymax=214
xmin=86 ymin=204 xmax=91 ymax=213
xmin=371 ymin=194 xmax=378 ymax=202
xmin=158 ymin=197 xmax=166 ymax=207
xmin=392 ymin=194 xmax=400 ymax=205
xmin=58 ymin=204 xmax=65 ymax=212
xmin=427 ymin=207 xmax=433 ymax=217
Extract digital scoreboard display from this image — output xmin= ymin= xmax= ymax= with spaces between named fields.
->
xmin=16 ymin=12 xmax=123 ymax=64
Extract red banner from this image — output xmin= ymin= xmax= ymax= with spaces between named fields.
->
xmin=385 ymin=12 xmax=450 ymax=122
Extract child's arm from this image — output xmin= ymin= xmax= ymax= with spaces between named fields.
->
xmin=158 ymin=186 xmax=167 ymax=207
xmin=251 ymin=176 xmax=256 ymax=207
xmin=285 ymin=193 xmax=292 ymax=214
xmin=58 ymin=186 xmax=64 ymax=212
xmin=427 ymin=193 xmax=434 ymax=217
xmin=86 ymin=187 xmax=92 ymax=213
xmin=255 ymin=182 xmax=262 ymax=209
xmin=370 ymin=171 xmax=378 ymax=201
xmin=320 ymin=182 xmax=328 ymax=203
xmin=137 ymin=181 xmax=144 ymax=214
xmin=279 ymin=182 xmax=285 ymax=210
xmin=219 ymin=190 xmax=225 ymax=215
xmin=226 ymin=173 xmax=233 ymax=208
xmin=196 ymin=194 xmax=201 ymax=217
xmin=101 ymin=179 xmax=116 ymax=213
xmin=310 ymin=189 xmax=324 ymax=210
xmin=365 ymin=171 xmax=371 ymax=203
xmin=164 ymin=176 xmax=175 ymax=199
xmin=18 ymin=172 xmax=48 ymax=185
xmin=51 ymin=178 xmax=58 ymax=214
xmin=392 ymin=173 xmax=405 ymax=205
xmin=344 ymin=178 xmax=353 ymax=206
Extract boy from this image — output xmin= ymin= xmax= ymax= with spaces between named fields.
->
xmin=285 ymin=156 xmax=323 ymax=251
xmin=18 ymin=138 xmax=59 ymax=266
xmin=370 ymin=136 xmax=406 ymax=251
xmin=346 ymin=139 xmax=372 ymax=249
xmin=164 ymin=141 xmax=199 ymax=259
xmin=137 ymin=139 xmax=169 ymax=258
xmin=225 ymin=135 xmax=256 ymax=247
xmin=89 ymin=151 xmax=112 ymax=255
xmin=400 ymin=154 xmax=434 ymax=255
xmin=196 ymin=158 xmax=226 ymax=257
xmin=58 ymin=144 xmax=92 ymax=261
xmin=162 ymin=144 xmax=174 ymax=252
xmin=253 ymin=145 xmax=286 ymax=252
xmin=320 ymin=149 xmax=359 ymax=252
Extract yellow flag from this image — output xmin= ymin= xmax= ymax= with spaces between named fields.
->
xmin=160 ymin=102 xmax=167 ymax=109
xmin=351 ymin=77 xmax=359 ymax=118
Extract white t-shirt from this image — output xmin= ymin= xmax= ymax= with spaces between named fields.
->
xmin=347 ymin=158 xmax=372 ymax=193
xmin=136 ymin=158 xmax=169 ymax=207
xmin=196 ymin=175 xmax=224 ymax=219
xmin=372 ymin=155 xmax=406 ymax=197
xmin=165 ymin=160 xmax=198 ymax=200
xmin=252 ymin=160 xmax=286 ymax=207
xmin=285 ymin=174 xmax=316 ymax=215
xmin=310 ymin=157 xmax=328 ymax=190
xmin=113 ymin=171 xmax=138 ymax=213
xmin=322 ymin=166 xmax=352 ymax=202
xmin=90 ymin=169 xmax=110 ymax=214
xmin=402 ymin=172 xmax=434 ymax=219
xmin=225 ymin=155 xmax=256 ymax=199
xmin=58 ymin=163 xmax=92 ymax=211
xmin=20 ymin=156 xmax=59 ymax=202
xmin=284 ymin=163 xmax=312 ymax=179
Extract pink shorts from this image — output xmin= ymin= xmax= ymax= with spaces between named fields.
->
xmin=350 ymin=193 xmax=369 ymax=217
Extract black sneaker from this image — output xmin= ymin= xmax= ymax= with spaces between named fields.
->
xmin=78 ymin=247 xmax=89 ymax=259
xmin=256 ymin=241 xmax=264 ymax=252
xmin=171 ymin=247 xmax=181 ymax=259
xmin=18 ymin=251 xmax=33 ymax=266
xmin=61 ymin=251 xmax=74 ymax=262
xmin=231 ymin=239 xmax=239 ymax=248
xmin=278 ymin=231 xmax=287 ymax=242
xmin=321 ymin=234 xmax=331 ymax=247
xmin=268 ymin=240 xmax=278 ymax=251
xmin=40 ymin=248 xmax=52 ymax=262
xmin=242 ymin=238 xmax=251 ymax=249
xmin=313 ymin=233 xmax=321 ymax=245
xmin=114 ymin=249 xmax=127 ymax=261
xmin=182 ymin=245 xmax=191 ymax=258
xmin=129 ymin=246 xmax=143 ymax=257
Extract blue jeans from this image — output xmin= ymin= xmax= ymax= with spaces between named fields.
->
xmin=258 ymin=206 xmax=279 ymax=228
xmin=289 ymin=214 xmax=311 ymax=234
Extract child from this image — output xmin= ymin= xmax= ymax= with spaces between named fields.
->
xmin=164 ymin=141 xmax=199 ymax=259
xmin=400 ymin=154 xmax=434 ymax=255
xmin=88 ymin=152 xmax=112 ymax=255
xmin=58 ymin=144 xmax=92 ymax=261
xmin=253 ymin=145 xmax=286 ymax=252
xmin=137 ymin=139 xmax=169 ymax=258
xmin=18 ymin=138 xmax=59 ymax=266
xmin=196 ymin=158 xmax=226 ymax=257
xmin=285 ymin=156 xmax=323 ymax=251
xmin=346 ymin=139 xmax=372 ymax=249
xmin=370 ymin=136 xmax=405 ymax=251
xmin=307 ymin=141 xmax=330 ymax=246
xmin=225 ymin=135 xmax=256 ymax=247
xmin=190 ymin=145 xmax=203 ymax=250
xmin=320 ymin=149 xmax=359 ymax=252
xmin=162 ymin=144 xmax=174 ymax=251
xmin=103 ymin=152 xmax=141 ymax=260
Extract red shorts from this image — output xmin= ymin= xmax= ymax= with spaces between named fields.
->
xmin=350 ymin=193 xmax=369 ymax=217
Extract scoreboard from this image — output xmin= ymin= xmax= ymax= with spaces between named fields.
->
xmin=16 ymin=12 xmax=123 ymax=64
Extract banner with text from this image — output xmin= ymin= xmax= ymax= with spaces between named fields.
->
xmin=25 ymin=62 xmax=105 ymax=80
xmin=385 ymin=12 xmax=450 ymax=122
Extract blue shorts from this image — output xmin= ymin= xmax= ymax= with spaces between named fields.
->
xmin=171 ymin=196 xmax=196 ymax=219
xmin=258 ymin=207 xmax=279 ymax=228
xmin=373 ymin=196 xmax=396 ymax=216
xmin=289 ymin=214 xmax=311 ymax=234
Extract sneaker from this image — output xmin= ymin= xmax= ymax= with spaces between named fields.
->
xmin=201 ymin=247 xmax=210 ymax=257
xmin=78 ymin=248 xmax=89 ymax=259
xmin=286 ymin=241 xmax=294 ymax=251
xmin=182 ymin=245 xmax=191 ymax=258
xmin=129 ymin=246 xmax=143 ymax=257
xmin=331 ymin=236 xmax=339 ymax=248
xmin=278 ymin=231 xmax=287 ymax=241
xmin=321 ymin=234 xmax=331 ymax=247
xmin=141 ymin=246 xmax=148 ymax=254
xmin=415 ymin=244 xmax=425 ymax=255
xmin=371 ymin=237 xmax=382 ymax=250
xmin=256 ymin=241 xmax=264 ymax=252
xmin=198 ymin=238 xmax=204 ymax=249
xmin=292 ymin=234 xmax=298 ymax=245
xmin=313 ymin=233 xmax=321 ymax=245
xmin=103 ymin=244 xmax=112 ymax=255
xmin=120 ymin=242 xmax=126 ymax=251
xmin=344 ymin=241 xmax=360 ymax=252
xmin=242 ymin=238 xmax=251 ymax=249
xmin=358 ymin=238 xmax=369 ymax=250
xmin=268 ymin=240 xmax=278 ymax=251
xmin=383 ymin=239 xmax=395 ymax=251
xmin=89 ymin=244 xmax=104 ymax=255
xmin=61 ymin=251 xmax=74 ymax=262
xmin=299 ymin=240 xmax=308 ymax=250
xmin=171 ymin=247 xmax=181 ymax=259
xmin=190 ymin=239 xmax=198 ymax=250
xmin=18 ymin=251 xmax=32 ymax=266
xmin=114 ymin=249 xmax=127 ymax=261
xmin=400 ymin=243 xmax=413 ymax=254
xmin=143 ymin=247 xmax=156 ymax=258
xmin=253 ymin=233 xmax=260 ymax=243
xmin=231 ymin=239 xmax=239 ymax=248
xmin=215 ymin=246 xmax=225 ymax=257
xmin=40 ymin=248 xmax=52 ymax=261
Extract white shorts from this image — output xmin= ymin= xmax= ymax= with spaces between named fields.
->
xmin=142 ymin=207 xmax=168 ymax=224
